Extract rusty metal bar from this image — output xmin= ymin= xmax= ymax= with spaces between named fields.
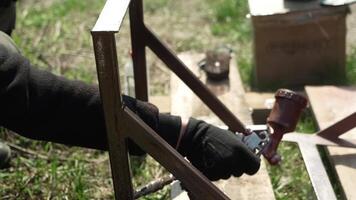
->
xmin=91 ymin=0 xmax=134 ymax=199
xmin=129 ymin=0 xmax=148 ymax=101
xmin=144 ymin=26 xmax=246 ymax=133
xmin=92 ymin=1 xmax=231 ymax=199
xmin=123 ymin=107 xmax=229 ymax=200
xmin=92 ymin=32 xmax=134 ymax=199
xmin=316 ymin=112 xmax=356 ymax=139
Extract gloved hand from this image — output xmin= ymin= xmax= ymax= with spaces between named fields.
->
xmin=112 ymin=97 xmax=260 ymax=180
xmin=180 ymin=118 xmax=261 ymax=181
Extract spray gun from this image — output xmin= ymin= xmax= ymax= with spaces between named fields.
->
xmin=237 ymin=89 xmax=308 ymax=165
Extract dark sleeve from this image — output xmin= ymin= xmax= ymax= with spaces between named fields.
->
xmin=0 ymin=51 xmax=109 ymax=150
xmin=0 ymin=47 xmax=182 ymax=152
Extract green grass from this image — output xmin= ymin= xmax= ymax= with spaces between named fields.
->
xmin=347 ymin=47 xmax=356 ymax=84
xmin=209 ymin=0 xmax=251 ymax=41
xmin=13 ymin=0 xmax=104 ymax=78
xmin=0 ymin=131 xmax=112 ymax=199
xmin=207 ymin=0 xmax=254 ymax=89
xmin=144 ymin=0 xmax=169 ymax=13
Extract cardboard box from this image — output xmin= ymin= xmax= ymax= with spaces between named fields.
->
xmin=249 ymin=0 xmax=349 ymax=89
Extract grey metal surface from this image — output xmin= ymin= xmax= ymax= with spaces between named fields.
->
xmin=283 ymin=132 xmax=356 ymax=148
xmin=298 ymin=142 xmax=337 ymax=200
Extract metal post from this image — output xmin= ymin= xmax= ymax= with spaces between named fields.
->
xmin=130 ymin=0 xmax=148 ymax=101
xmin=92 ymin=32 xmax=134 ymax=200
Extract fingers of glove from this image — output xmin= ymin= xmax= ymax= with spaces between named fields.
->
xmin=244 ymin=153 xmax=260 ymax=175
xmin=205 ymin=171 xmax=230 ymax=181
xmin=232 ymin=139 xmax=261 ymax=175
xmin=211 ymin=131 xmax=261 ymax=176
xmin=200 ymin=165 xmax=232 ymax=181
xmin=186 ymin=147 xmax=223 ymax=181
xmin=185 ymin=119 xmax=261 ymax=180
xmin=231 ymin=167 xmax=243 ymax=177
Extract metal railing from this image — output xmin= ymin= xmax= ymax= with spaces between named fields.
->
xmin=91 ymin=0 xmax=245 ymax=199
xmin=91 ymin=1 xmax=356 ymax=200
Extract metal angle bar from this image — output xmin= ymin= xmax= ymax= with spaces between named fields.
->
xmin=317 ymin=112 xmax=356 ymax=139
xmin=123 ymin=107 xmax=230 ymax=200
xmin=92 ymin=32 xmax=134 ymax=200
xmin=298 ymin=142 xmax=337 ymax=200
xmin=144 ymin=26 xmax=246 ymax=133
xmin=129 ymin=0 xmax=148 ymax=101
xmin=283 ymin=133 xmax=356 ymax=148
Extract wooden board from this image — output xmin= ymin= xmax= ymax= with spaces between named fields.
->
xmin=306 ymin=86 xmax=356 ymax=200
xmin=245 ymin=92 xmax=274 ymax=124
xmin=170 ymin=53 xmax=275 ymax=200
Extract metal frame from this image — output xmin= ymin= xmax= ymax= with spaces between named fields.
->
xmin=91 ymin=0 xmax=356 ymax=199
xmin=283 ymin=112 xmax=356 ymax=200
xmin=91 ymin=0 xmax=242 ymax=199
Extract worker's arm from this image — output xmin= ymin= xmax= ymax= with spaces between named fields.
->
xmin=0 ymin=32 xmax=260 ymax=180
xmin=0 ymin=0 xmax=16 ymax=36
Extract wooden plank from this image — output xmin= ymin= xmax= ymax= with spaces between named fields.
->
xmin=245 ymin=92 xmax=275 ymax=110
xmin=170 ymin=53 xmax=275 ymax=200
xmin=306 ymin=86 xmax=356 ymax=200
xmin=245 ymin=92 xmax=274 ymax=124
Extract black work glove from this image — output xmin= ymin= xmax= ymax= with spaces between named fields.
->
xmin=180 ymin=118 xmax=260 ymax=181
